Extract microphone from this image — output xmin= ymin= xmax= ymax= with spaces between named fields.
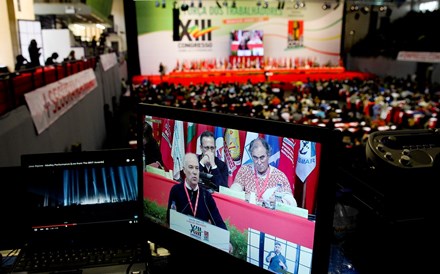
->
xmin=199 ymin=172 xmax=213 ymax=180
xmin=203 ymin=191 xmax=216 ymax=226
xmin=199 ymin=172 xmax=218 ymax=192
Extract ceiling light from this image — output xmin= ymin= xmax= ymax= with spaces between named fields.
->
xmin=350 ymin=4 xmax=359 ymax=12
xmin=361 ymin=6 xmax=370 ymax=14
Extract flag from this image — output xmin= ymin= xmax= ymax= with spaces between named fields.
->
xmin=265 ymin=134 xmax=280 ymax=168
xmin=172 ymin=120 xmax=185 ymax=180
xmin=214 ymin=126 xmax=225 ymax=161
xmin=224 ymin=128 xmax=241 ymax=185
xmin=278 ymin=138 xmax=296 ymax=189
xmin=159 ymin=118 xmax=174 ymax=172
xmin=185 ymin=122 xmax=197 ymax=153
xmin=296 ymin=141 xmax=316 ymax=182
xmin=241 ymin=131 xmax=259 ymax=165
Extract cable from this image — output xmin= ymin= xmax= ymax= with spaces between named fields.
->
xmin=203 ymin=190 xmax=216 ymax=226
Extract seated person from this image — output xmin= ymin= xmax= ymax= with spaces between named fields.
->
xmin=198 ymin=130 xmax=229 ymax=191
xmin=230 ymin=137 xmax=297 ymax=208
xmin=14 ymin=54 xmax=31 ymax=71
xmin=45 ymin=52 xmax=59 ymax=65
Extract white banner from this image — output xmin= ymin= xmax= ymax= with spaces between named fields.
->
xmin=24 ymin=68 xmax=98 ymax=135
xmin=169 ymin=209 xmax=230 ymax=253
xmin=397 ymin=51 xmax=440 ymax=63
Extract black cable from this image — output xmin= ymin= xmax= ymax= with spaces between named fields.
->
xmin=203 ymin=190 xmax=216 ymax=226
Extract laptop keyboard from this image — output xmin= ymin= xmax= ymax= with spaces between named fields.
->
xmin=13 ymin=244 xmax=146 ymax=273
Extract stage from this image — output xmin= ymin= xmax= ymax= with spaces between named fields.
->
xmin=132 ymin=67 xmax=375 ymax=87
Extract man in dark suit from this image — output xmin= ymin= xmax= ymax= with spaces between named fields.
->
xmin=197 ymin=130 xmax=229 ymax=191
xmin=166 ymin=152 xmax=227 ymax=230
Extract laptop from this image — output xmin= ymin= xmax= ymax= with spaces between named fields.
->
xmin=12 ymin=148 xmax=147 ymax=274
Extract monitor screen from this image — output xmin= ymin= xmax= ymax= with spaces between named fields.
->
xmin=138 ymin=103 xmax=337 ymax=274
xmin=231 ymin=30 xmax=264 ymax=57
xmin=20 ymin=148 xmax=143 ymax=238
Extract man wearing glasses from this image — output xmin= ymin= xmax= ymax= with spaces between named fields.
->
xmin=230 ymin=137 xmax=296 ymax=208
xmin=198 ymin=130 xmax=229 ymax=191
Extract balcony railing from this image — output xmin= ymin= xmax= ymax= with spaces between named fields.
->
xmin=0 ymin=58 xmax=97 ymax=116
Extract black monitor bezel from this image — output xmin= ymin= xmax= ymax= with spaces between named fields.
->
xmin=137 ymin=103 xmax=339 ymax=274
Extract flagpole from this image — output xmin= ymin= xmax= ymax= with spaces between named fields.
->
xmin=302 ymin=178 xmax=306 ymax=208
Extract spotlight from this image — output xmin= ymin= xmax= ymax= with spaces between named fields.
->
xmin=322 ymin=3 xmax=331 ymax=10
xmin=361 ymin=6 xmax=369 ymax=15
xmin=350 ymin=4 xmax=359 ymax=12
xmin=379 ymin=5 xmax=387 ymax=12
xmin=263 ymin=0 xmax=269 ymax=8
xmin=181 ymin=2 xmax=189 ymax=11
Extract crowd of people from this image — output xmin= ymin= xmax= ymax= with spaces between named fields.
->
xmin=132 ymin=75 xmax=439 ymax=160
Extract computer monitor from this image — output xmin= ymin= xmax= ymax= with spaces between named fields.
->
xmin=20 ymin=148 xmax=144 ymax=242
xmin=137 ymin=103 xmax=338 ymax=274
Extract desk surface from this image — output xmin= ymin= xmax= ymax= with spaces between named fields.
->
xmin=143 ymin=172 xmax=315 ymax=249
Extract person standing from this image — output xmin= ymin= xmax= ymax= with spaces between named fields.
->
xmin=230 ymin=137 xmax=296 ymax=208
xmin=166 ymin=153 xmax=227 ymax=230
xmin=28 ymin=39 xmax=41 ymax=68
xmin=198 ymin=130 xmax=229 ymax=190
xmin=266 ymin=241 xmax=287 ymax=273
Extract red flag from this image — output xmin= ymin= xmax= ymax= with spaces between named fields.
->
xmin=159 ymin=118 xmax=174 ymax=172
xmin=278 ymin=137 xmax=296 ymax=192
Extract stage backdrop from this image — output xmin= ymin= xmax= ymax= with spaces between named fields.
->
xmin=135 ymin=1 xmax=344 ymax=75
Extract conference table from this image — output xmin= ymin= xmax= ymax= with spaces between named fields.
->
xmin=132 ymin=67 xmax=374 ymax=87
xmin=143 ymin=171 xmax=315 ymax=249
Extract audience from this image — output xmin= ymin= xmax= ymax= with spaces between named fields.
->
xmin=130 ymin=75 xmax=439 ymax=164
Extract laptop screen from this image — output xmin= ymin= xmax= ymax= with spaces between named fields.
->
xmin=21 ymin=148 xmax=143 ymax=241
xmin=137 ymin=103 xmax=338 ymax=274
